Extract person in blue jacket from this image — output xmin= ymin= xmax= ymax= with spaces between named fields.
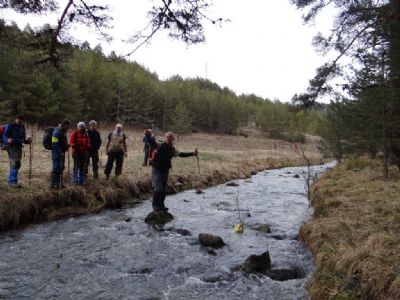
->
xmin=50 ymin=119 xmax=71 ymax=189
xmin=2 ymin=115 xmax=32 ymax=187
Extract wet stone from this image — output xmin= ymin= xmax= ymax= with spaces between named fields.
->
xmin=241 ymin=251 xmax=271 ymax=273
xmin=218 ymin=201 xmax=231 ymax=207
xmin=195 ymin=189 xmax=204 ymax=194
xmin=270 ymin=234 xmax=287 ymax=240
xmin=250 ymin=224 xmax=272 ymax=234
xmin=112 ymin=214 xmax=129 ymax=222
xmin=266 ymin=266 xmax=306 ymax=281
xmin=226 ymin=182 xmax=239 ymax=187
xmin=202 ymin=271 xmax=233 ymax=283
xmin=128 ymin=267 xmax=153 ymax=275
xmin=207 ymin=247 xmax=217 ymax=256
xmin=187 ymin=237 xmax=200 ymax=246
xmin=174 ymin=229 xmax=192 ymax=236
xmin=198 ymin=233 xmax=225 ymax=249
xmin=144 ymin=211 xmax=174 ymax=225
xmin=293 ymin=174 xmax=300 ymax=178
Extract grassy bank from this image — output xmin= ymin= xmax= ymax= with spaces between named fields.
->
xmin=300 ymin=158 xmax=400 ymax=299
xmin=0 ymin=128 xmax=323 ymax=231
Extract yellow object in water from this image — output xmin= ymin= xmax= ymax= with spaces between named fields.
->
xmin=233 ymin=223 xmax=244 ymax=234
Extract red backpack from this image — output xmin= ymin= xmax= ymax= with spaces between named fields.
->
xmin=0 ymin=124 xmax=15 ymax=151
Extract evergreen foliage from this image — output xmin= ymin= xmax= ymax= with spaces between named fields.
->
xmin=0 ymin=20 xmax=320 ymax=139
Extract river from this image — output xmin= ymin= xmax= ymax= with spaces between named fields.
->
xmin=0 ymin=162 xmax=334 ymax=300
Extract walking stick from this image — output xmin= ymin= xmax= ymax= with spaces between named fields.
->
xmin=195 ymin=151 xmax=205 ymax=212
xmin=66 ymin=148 xmax=70 ymax=180
xmin=28 ymin=129 xmax=33 ymax=185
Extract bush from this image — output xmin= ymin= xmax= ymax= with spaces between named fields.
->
xmin=280 ymin=131 xmax=306 ymax=143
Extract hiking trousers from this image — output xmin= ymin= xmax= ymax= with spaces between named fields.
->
xmin=151 ymin=168 xmax=169 ymax=210
xmin=73 ymin=152 xmax=86 ymax=185
xmin=51 ymin=154 xmax=65 ymax=188
xmin=143 ymin=147 xmax=150 ymax=166
xmin=7 ymin=144 xmax=22 ymax=184
xmin=85 ymin=149 xmax=99 ymax=178
xmin=104 ymin=151 xmax=124 ymax=176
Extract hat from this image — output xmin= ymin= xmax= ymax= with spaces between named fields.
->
xmin=77 ymin=121 xmax=86 ymax=128
xmin=116 ymin=124 xmax=123 ymax=128
xmin=61 ymin=119 xmax=71 ymax=126
xmin=89 ymin=120 xmax=97 ymax=126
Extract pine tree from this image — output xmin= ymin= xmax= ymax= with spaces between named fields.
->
xmin=170 ymin=101 xmax=192 ymax=135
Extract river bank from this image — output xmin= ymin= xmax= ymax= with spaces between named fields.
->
xmin=300 ymin=158 xmax=400 ymax=299
xmin=0 ymin=131 xmax=324 ymax=231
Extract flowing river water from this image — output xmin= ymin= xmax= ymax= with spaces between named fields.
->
xmin=0 ymin=162 xmax=335 ymax=300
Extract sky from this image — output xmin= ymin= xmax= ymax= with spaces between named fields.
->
xmin=0 ymin=0 xmax=336 ymax=102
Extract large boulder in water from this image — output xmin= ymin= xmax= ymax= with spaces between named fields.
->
xmin=241 ymin=251 xmax=271 ymax=273
xmin=266 ymin=266 xmax=306 ymax=281
xmin=145 ymin=211 xmax=174 ymax=225
xmin=198 ymin=233 xmax=225 ymax=249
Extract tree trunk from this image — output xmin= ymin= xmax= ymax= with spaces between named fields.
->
xmin=389 ymin=0 xmax=400 ymax=174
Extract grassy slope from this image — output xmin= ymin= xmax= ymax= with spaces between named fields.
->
xmin=301 ymin=158 xmax=400 ymax=300
xmin=0 ymin=127 xmax=323 ymax=231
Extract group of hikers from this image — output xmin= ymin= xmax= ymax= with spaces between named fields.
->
xmin=1 ymin=115 xmax=198 ymax=212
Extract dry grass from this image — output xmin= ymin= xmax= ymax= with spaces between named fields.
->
xmin=0 ymin=126 xmax=323 ymax=231
xmin=300 ymin=158 xmax=400 ymax=300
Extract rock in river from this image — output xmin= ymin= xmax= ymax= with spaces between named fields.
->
xmin=266 ymin=266 xmax=306 ymax=281
xmin=226 ymin=182 xmax=239 ymax=187
xmin=145 ymin=211 xmax=174 ymax=225
xmin=249 ymin=224 xmax=272 ymax=234
xmin=241 ymin=251 xmax=271 ymax=273
xmin=198 ymin=233 xmax=225 ymax=249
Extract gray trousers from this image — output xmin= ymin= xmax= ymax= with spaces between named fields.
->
xmin=7 ymin=144 xmax=23 ymax=184
xmin=151 ymin=168 xmax=169 ymax=210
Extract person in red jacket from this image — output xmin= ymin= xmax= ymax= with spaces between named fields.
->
xmin=69 ymin=122 xmax=90 ymax=185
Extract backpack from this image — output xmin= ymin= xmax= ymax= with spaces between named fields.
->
xmin=43 ymin=127 xmax=54 ymax=150
xmin=0 ymin=124 xmax=15 ymax=151
xmin=149 ymin=148 xmax=157 ymax=163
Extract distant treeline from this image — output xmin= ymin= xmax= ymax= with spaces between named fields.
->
xmin=0 ymin=20 xmax=323 ymax=139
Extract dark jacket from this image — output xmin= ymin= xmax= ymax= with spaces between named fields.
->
xmin=152 ymin=142 xmax=194 ymax=172
xmin=143 ymin=133 xmax=155 ymax=151
xmin=52 ymin=127 xmax=69 ymax=158
xmin=2 ymin=124 xmax=27 ymax=146
xmin=88 ymin=129 xmax=101 ymax=151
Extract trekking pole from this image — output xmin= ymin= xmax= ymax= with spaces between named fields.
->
xmin=28 ymin=129 xmax=33 ymax=185
xmin=233 ymin=181 xmax=244 ymax=233
xmin=195 ymin=151 xmax=206 ymax=211
xmin=67 ymin=148 xmax=70 ymax=180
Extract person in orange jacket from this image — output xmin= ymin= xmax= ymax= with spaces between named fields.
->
xmin=69 ymin=122 xmax=90 ymax=185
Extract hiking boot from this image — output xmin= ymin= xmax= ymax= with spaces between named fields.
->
xmin=153 ymin=206 xmax=168 ymax=212
xmin=162 ymin=207 xmax=169 ymax=212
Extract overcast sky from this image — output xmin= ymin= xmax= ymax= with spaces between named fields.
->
xmin=1 ymin=0 xmax=335 ymax=102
